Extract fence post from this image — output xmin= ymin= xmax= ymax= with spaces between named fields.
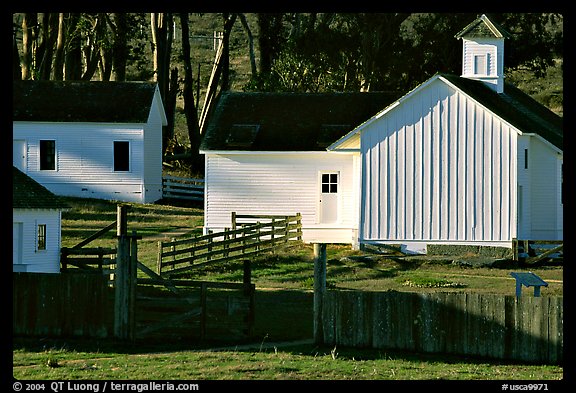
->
xmin=114 ymin=204 xmax=135 ymax=341
xmin=313 ymin=243 xmax=327 ymax=345
xmin=297 ymin=213 xmax=302 ymax=241
xmin=156 ymin=241 xmax=163 ymax=275
xmin=60 ymin=247 xmax=68 ymax=272
xmin=200 ymin=282 xmax=208 ymax=340
xmin=243 ymin=259 xmax=255 ymax=337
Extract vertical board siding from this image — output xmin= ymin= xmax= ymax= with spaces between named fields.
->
xmin=360 ymin=79 xmax=516 ymax=243
xmin=322 ymin=290 xmax=563 ymax=364
xmin=530 ymin=139 xmax=562 ymax=239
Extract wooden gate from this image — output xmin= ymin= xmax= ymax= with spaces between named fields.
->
xmin=113 ymin=205 xmax=256 ymax=342
xmin=134 ymin=261 xmax=255 ymax=341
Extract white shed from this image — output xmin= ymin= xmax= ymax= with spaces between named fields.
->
xmin=13 ymin=81 xmax=168 ymax=204
xmin=200 ymin=92 xmax=397 ymax=245
xmin=13 ymin=166 xmax=69 ymax=273
xmin=200 ymin=14 xmax=563 ymax=253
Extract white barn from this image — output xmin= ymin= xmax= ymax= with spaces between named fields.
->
xmin=201 ymin=14 xmax=563 ymax=253
xmin=13 ymin=166 xmax=69 ymax=273
xmin=13 ymin=81 xmax=167 ymax=204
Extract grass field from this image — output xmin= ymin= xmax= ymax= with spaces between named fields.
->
xmin=12 ymin=196 xmax=564 ymax=381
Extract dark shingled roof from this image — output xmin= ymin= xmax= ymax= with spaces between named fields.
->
xmin=454 ymin=14 xmax=512 ymax=39
xmin=440 ymin=73 xmax=562 ymax=151
xmin=13 ymin=167 xmax=69 ymax=209
xmin=13 ymin=80 xmax=158 ymax=123
xmin=200 ymin=91 xmax=400 ymax=151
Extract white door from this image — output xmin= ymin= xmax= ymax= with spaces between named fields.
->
xmin=13 ymin=140 xmax=27 ymax=171
xmin=13 ymin=222 xmax=23 ymax=265
xmin=319 ymin=172 xmax=339 ymax=224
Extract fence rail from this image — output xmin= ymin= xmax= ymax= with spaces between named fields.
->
xmin=162 ymin=176 xmax=204 ymax=202
xmin=157 ymin=213 xmax=302 ymax=276
xmin=512 ymin=239 xmax=563 ymax=264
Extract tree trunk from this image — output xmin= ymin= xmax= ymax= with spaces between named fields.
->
xmin=220 ymin=13 xmax=237 ymax=91
xmin=65 ymin=13 xmax=82 ymax=80
xmin=111 ymin=13 xmax=128 ymax=81
xmin=179 ymin=13 xmax=203 ymax=172
xmin=238 ymin=13 xmax=257 ymax=77
xmin=53 ymin=13 xmax=65 ymax=81
xmin=151 ymin=13 xmax=175 ymax=156
xmin=21 ymin=13 xmax=36 ymax=80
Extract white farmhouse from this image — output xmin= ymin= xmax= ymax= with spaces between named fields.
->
xmin=201 ymin=14 xmax=563 ymax=253
xmin=13 ymin=81 xmax=167 ymax=204
xmin=13 ymin=166 xmax=69 ymax=273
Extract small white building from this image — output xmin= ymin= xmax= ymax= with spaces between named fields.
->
xmin=13 ymin=166 xmax=69 ymax=273
xmin=13 ymin=81 xmax=167 ymax=204
xmin=200 ymin=92 xmax=398 ymax=245
xmin=200 ymin=14 xmax=563 ymax=253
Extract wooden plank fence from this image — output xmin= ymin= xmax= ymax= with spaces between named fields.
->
xmin=162 ymin=175 xmax=204 ymax=202
xmin=157 ymin=213 xmax=302 ymax=276
xmin=512 ymin=239 xmax=563 ymax=264
xmin=320 ymin=290 xmax=563 ymax=364
xmin=13 ymin=272 xmax=113 ymax=338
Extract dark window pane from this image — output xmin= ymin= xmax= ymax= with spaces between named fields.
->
xmin=330 ymin=184 xmax=338 ymax=193
xmin=37 ymin=224 xmax=46 ymax=250
xmin=40 ymin=140 xmax=55 ymax=170
xmin=322 ymin=184 xmax=329 ymax=193
xmin=330 ymin=173 xmax=338 ymax=183
xmin=322 ymin=174 xmax=329 ymax=183
xmin=114 ymin=141 xmax=130 ymax=171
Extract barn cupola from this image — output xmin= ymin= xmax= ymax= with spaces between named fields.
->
xmin=455 ymin=14 xmax=511 ymax=93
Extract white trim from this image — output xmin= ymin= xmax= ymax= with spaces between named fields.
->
xmin=200 ymin=150 xmax=351 ymax=155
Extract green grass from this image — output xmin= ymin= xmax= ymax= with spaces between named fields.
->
xmin=15 ymin=196 xmax=564 ymax=381
xmin=12 ymin=339 xmax=563 ymax=380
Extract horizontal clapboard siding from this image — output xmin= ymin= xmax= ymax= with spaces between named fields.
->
xmin=13 ymin=209 xmax=62 ymax=273
xmin=360 ymin=78 xmax=517 ymax=244
xmin=204 ymin=152 xmax=358 ymax=244
xmin=13 ymin=122 xmax=153 ymax=203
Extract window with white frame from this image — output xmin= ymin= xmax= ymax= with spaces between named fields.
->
xmin=37 ymin=224 xmax=47 ymax=251
xmin=474 ymin=54 xmax=487 ymax=75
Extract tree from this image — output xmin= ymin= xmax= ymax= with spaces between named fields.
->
xmin=151 ymin=12 xmax=177 ymax=155
xmin=179 ymin=12 xmax=203 ymax=171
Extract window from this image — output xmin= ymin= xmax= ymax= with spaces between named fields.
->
xmin=39 ymin=140 xmax=55 ymax=170
xmin=114 ymin=141 xmax=130 ymax=171
xmin=37 ymin=224 xmax=46 ymax=251
xmin=474 ymin=54 xmax=487 ymax=75
xmin=321 ymin=173 xmax=338 ymax=193
xmin=524 ymin=149 xmax=528 ymax=169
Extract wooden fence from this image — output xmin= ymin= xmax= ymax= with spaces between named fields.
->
xmin=162 ymin=175 xmax=204 ymax=202
xmin=13 ymin=272 xmax=113 ymax=338
xmin=157 ymin=213 xmax=302 ymax=276
xmin=512 ymin=239 xmax=563 ymax=264
xmin=14 ymin=205 xmax=256 ymax=342
xmin=319 ymin=290 xmax=563 ymax=364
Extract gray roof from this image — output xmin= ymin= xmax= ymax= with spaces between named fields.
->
xmin=441 ymin=74 xmax=562 ymax=151
xmin=13 ymin=167 xmax=69 ymax=210
xmin=13 ymin=80 xmax=159 ymax=123
xmin=200 ymin=91 xmax=400 ymax=151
